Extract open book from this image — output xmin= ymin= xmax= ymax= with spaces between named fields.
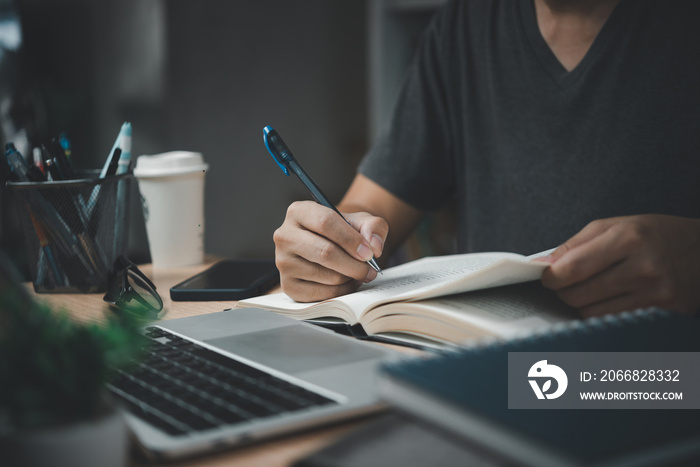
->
xmin=236 ymin=251 xmax=578 ymax=347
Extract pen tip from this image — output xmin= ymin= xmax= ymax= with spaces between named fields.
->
xmin=368 ymin=258 xmax=382 ymax=274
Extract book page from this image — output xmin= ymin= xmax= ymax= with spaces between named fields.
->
xmin=234 ymin=291 xmax=359 ymax=324
xmin=354 ymin=252 xmax=548 ymax=306
xmin=238 ymin=251 xmax=549 ymax=322
xmin=363 ymin=282 xmax=578 ymax=343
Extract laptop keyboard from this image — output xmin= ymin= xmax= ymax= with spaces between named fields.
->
xmin=108 ymin=326 xmax=338 ymax=436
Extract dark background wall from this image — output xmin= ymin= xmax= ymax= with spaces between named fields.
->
xmin=1 ymin=0 xmax=441 ymax=277
xmin=1 ymin=0 xmax=368 ymax=272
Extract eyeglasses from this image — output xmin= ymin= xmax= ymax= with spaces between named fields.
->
xmin=103 ymin=255 xmax=163 ymax=319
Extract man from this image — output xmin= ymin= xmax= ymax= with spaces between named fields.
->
xmin=273 ymin=0 xmax=700 ymax=317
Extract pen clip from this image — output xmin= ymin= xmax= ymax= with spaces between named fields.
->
xmin=263 ymin=126 xmax=290 ymax=176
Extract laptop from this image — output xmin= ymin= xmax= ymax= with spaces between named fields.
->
xmin=0 ymin=254 xmax=397 ymax=462
xmin=115 ymin=309 xmax=397 ymax=461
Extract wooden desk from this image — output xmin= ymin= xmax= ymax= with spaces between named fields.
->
xmin=28 ymin=260 xmax=373 ymax=467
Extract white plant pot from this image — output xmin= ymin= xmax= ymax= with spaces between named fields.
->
xmin=1 ymin=406 xmax=129 ymax=467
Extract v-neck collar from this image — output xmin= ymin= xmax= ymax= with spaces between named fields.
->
xmin=519 ymin=0 xmax=630 ymax=89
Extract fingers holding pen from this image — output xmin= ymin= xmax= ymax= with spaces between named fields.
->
xmin=284 ymin=201 xmax=385 ymax=265
xmin=274 ymin=234 xmax=371 ymax=302
xmin=274 ymin=201 xmax=387 ymax=301
xmin=345 ymin=211 xmax=388 ymax=261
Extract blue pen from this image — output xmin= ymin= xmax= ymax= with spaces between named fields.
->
xmin=263 ymin=126 xmax=381 ymax=274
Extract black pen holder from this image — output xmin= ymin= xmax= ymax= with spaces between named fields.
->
xmin=6 ymin=171 xmax=132 ymax=293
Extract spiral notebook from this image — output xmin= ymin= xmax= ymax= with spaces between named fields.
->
xmin=379 ymin=309 xmax=700 ymax=467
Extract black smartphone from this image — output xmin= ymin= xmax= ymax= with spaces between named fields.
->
xmin=170 ymin=259 xmax=279 ymax=301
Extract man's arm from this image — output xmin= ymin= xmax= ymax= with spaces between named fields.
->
xmin=274 ymin=174 xmax=423 ymax=302
xmin=540 ymin=214 xmax=700 ymax=317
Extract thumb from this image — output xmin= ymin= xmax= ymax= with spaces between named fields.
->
xmin=540 ymin=218 xmax=614 ymax=263
xmin=345 ymin=212 xmax=388 ymax=258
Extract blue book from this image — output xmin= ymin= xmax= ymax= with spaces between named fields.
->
xmin=380 ymin=309 xmax=700 ymax=467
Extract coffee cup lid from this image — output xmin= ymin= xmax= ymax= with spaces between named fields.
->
xmin=133 ymin=151 xmax=209 ymax=178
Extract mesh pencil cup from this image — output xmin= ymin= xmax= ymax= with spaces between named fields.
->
xmin=6 ymin=171 xmax=132 ymax=293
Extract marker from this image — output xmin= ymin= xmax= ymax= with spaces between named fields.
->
xmin=262 ymin=126 xmax=382 ymax=274
xmin=105 ymin=147 xmax=122 ymax=177
xmin=91 ymin=121 xmax=131 ymax=219
xmin=101 ymin=122 xmax=131 ymax=177
xmin=111 ymin=122 xmax=131 ymax=262
xmin=4 ymin=143 xmax=29 ymax=182
xmin=116 ymin=122 xmax=132 ymax=175
xmin=32 ymin=147 xmax=45 ymax=174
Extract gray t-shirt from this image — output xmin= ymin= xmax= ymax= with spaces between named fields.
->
xmin=359 ymin=0 xmax=700 ymax=255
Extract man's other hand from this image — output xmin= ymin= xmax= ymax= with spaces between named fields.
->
xmin=540 ymin=215 xmax=700 ymax=317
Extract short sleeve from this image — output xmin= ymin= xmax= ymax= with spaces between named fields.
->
xmin=358 ymin=2 xmax=458 ymax=212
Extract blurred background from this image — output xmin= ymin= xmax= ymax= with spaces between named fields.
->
xmin=0 ymin=0 xmax=444 ymax=279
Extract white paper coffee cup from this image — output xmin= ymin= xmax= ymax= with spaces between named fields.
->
xmin=134 ymin=151 xmax=208 ymax=269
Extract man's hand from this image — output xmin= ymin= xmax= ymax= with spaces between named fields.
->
xmin=540 ymin=215 xmax=700 ymax=317
xmin=273 ymin=201 xmax=388 ymax=302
